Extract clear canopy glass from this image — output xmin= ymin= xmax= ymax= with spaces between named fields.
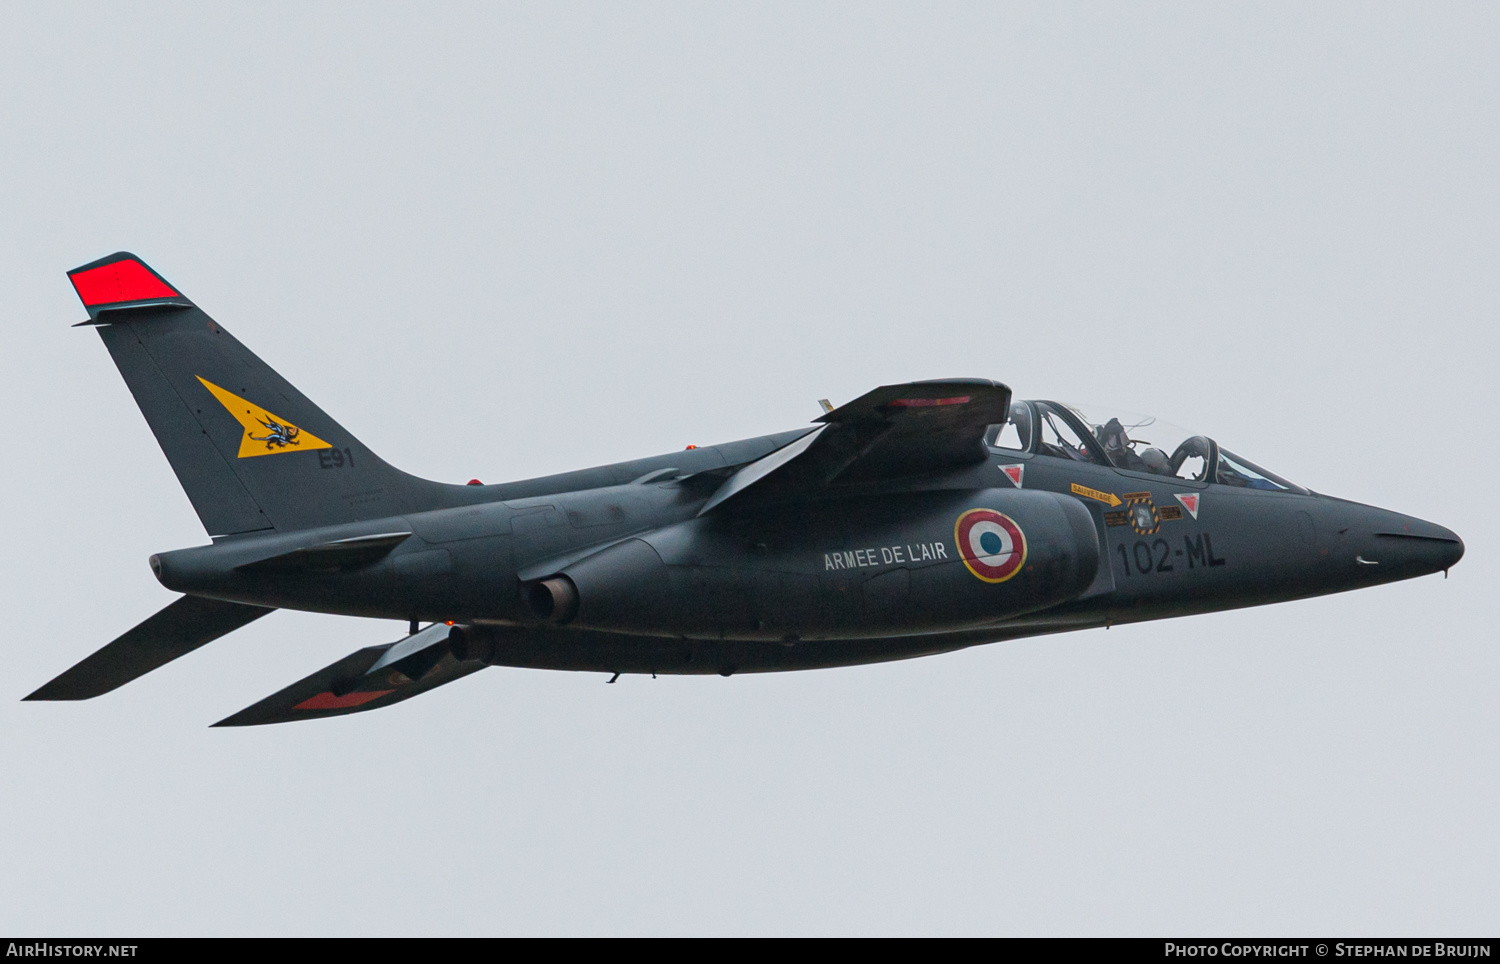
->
xmin=1063 ymin=404 xmax=1205 ymax=480
xmin=991 ymin=402 xmax=1307 ymax=494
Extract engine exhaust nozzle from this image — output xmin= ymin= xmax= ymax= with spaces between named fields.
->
xmin=525 ymin=576 xmax=579 ymax=624
xmin=446 ymin=625 xmax=496 ymax=664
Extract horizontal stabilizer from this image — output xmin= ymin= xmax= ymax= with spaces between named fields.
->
xmin=234 ymin=531 xmax=412 ymax=574
xmin=213 ymin=623 xmax=483 ymax=727
xmin=25 ymin=595 xmax=275 ymax=701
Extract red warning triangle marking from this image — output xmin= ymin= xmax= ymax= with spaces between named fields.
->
xmin=1175 ymin=492 xmax=1200 ymax=519
xmin=1000 ymin=464 xmax=1024 ymax=488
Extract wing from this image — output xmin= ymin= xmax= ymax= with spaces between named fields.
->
xmin=702 ymin=378 xmax=1011 ymax=512
xmin=26 ymin=595 xmax=275 ymax=701
xmin=212 ymin=622 xmax=483 ymax=726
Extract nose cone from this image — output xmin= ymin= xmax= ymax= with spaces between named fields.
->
xmin=1379 ymin=519 xmax=1465 ymax=574
xmin=1336 ymin=503 xmax=1464 ymax=579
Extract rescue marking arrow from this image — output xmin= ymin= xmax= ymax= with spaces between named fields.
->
xmin=1070 ymin=482 xmax=1122 ymax=507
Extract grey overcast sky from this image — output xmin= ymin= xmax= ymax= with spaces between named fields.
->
xmin=1 ymin=2 xmax=1496 ymax=936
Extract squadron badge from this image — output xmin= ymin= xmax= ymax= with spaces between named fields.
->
xmin=196 ymin=376 xmax=333 ymax=459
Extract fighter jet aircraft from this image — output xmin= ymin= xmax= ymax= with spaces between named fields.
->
xmin=27 ymin=252 xmax=1465 ymax=725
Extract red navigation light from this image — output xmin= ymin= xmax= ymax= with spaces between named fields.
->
xmin=887 ymin=396 xmax=971 ymax=408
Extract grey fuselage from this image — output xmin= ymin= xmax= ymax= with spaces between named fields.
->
xmin=149 ymin=407 xmax=1463 ymax=678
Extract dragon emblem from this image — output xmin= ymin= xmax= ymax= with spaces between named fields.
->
xmin=249 ymin=416 xmax=301 ymax=450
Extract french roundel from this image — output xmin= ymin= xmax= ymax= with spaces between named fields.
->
xmin=953 ymin=508 xmax=1027 ymax=583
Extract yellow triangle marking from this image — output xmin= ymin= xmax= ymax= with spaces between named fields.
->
xmin=196 ymin=376 xmax=333 ymax=459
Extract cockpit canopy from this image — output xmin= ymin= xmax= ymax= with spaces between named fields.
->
xmin=988 ymin=400 xmax=1307 ymax=494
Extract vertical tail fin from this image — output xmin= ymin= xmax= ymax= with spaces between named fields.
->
xmin=70 ymin=252 xmax=461 ymax=536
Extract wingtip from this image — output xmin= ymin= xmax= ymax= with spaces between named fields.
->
xmin=210 ymin=704 xmax=274 ymax=728
xmin=22 ymin=680 xmax=100 ymax=702
xmin=210 ymin=707 xmax=320 ymax=728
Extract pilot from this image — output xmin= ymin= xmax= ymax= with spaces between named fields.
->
xmin=1096 ymin=418 xmax=1149 ymax=472
xmin=1139 ymin=447 xmax=1172 ymax=476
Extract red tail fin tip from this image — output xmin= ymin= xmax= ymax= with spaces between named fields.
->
xmin=68 ymin=256 xmax=178 ymax=307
